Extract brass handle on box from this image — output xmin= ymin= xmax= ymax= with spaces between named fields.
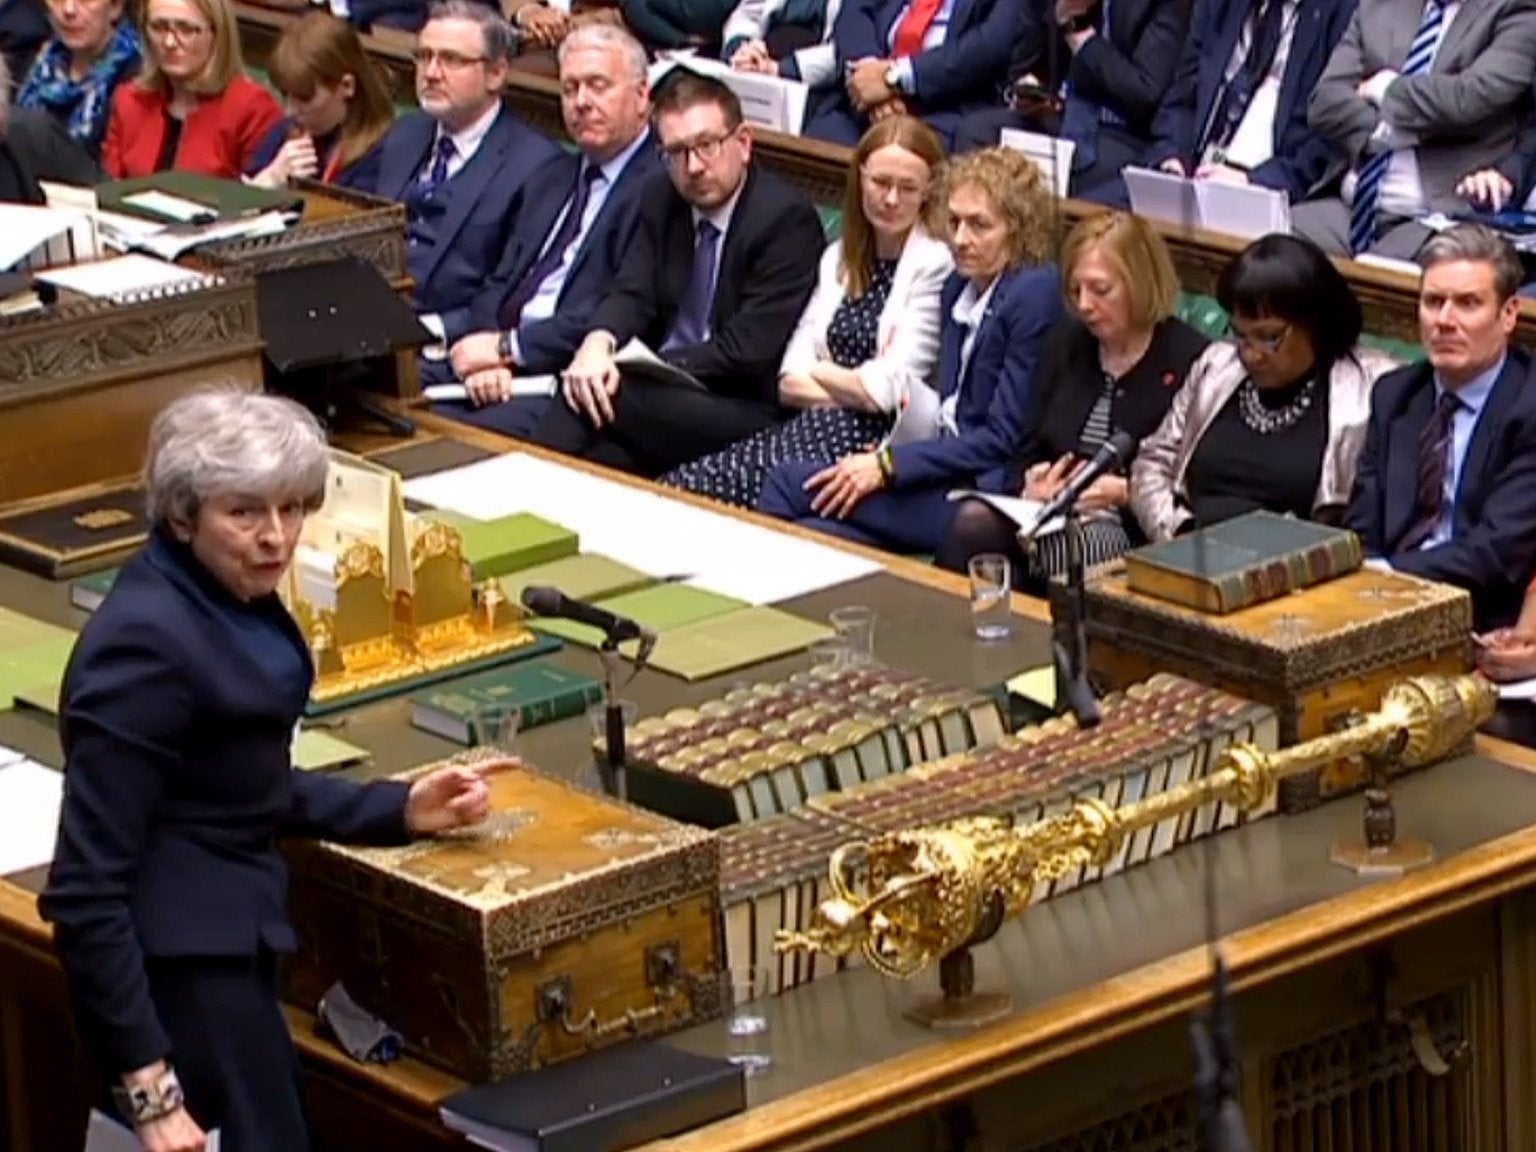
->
xmin=535 ymin=941 xmax=682 ymax=1040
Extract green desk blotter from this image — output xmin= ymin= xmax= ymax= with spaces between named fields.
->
xmin=500 ymin=553 xmax=655 ymax=607
xmin=0 ymin=609 xmax=77 ymax=710
xmin=647 ymin=607 xmax=834 ymax=681
xmin=420 ymin=510 xmax=579 ymax=581
xmin=528 ymin=584 xmax=746 ymax=649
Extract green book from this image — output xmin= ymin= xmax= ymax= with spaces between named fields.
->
xmin=423 ymin=511 xmax=579 ymax=581
xmin=646 ymin=607 xmax=833 ymax=681
xmin=501 ymin=554 xmax=654 ymax=607
xmin=70 ymin=568 xmax=118 ymax=613
xmin=96 ymin=171 xmax=302 ymax=223
xmin=410 ymin=659 xmax=603 ymax=744
xmin=528 ymin=584 xmax=746 ymax=649
xmin=292 ymin=729 xmax=371 ymax=772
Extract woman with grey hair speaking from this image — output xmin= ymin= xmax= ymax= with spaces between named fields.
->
xmin=40 ymin=390 xmax=494 ymax=1152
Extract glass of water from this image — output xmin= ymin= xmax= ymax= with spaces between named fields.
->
xmin=470 ymin=703 xmax=521 ymax=756
xmin=968 ymin=553 xmax=1012 ymax=641
xmin=828 ymin=605 xmax=876 ymax=666
xmin=724 ymin=967 xmax=772 ymax=1075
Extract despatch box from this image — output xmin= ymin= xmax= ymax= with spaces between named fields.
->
xmin=1054 ymin=565 xmax=1472 ymax=810
xmin=284 ymin=760 xmax=724 ymax=1081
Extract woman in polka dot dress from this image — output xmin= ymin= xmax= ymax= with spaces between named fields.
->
xmin=660 ymin=115 xmax=953 ymax=507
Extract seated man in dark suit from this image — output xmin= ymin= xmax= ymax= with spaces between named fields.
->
xmin=1082 ymin=0 xmax=1352 ymax=206
xmin=1346 ymin=224 xmax=1536 ymax=631
xmin=528 ymin=70 xmax=823 ymax=477
xmin=0 ymin=56 xmax=104 ymax=203
xmin=801 ymin=0 xmax=1023 ymax=147
xmin=953 ymin=0 xmax=1188 ymax=196
xmin=429 ymin=23 xmax=660 ymax=439
xmin=355 ymin=0 xmax=559 ymax=350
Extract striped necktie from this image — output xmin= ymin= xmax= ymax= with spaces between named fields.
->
xmin=1348 ymin=0 xmax=1446 ymax=255
xmin=1399 ymin=390 xmax=1461 ymax=552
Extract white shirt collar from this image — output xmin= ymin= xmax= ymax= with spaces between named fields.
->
xmin=438 ymin=99 xmax=502 ymax=162
xmin=951 ymin=274 xmax=1000 ymax=328
xmin=691 ymin=177 xmax=746 ymax=239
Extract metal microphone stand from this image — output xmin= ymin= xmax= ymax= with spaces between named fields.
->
xmin=596 ymin=630 xmax=655 ymax=801
xmin=1051 ymin=506 xmax=1102 ymax=728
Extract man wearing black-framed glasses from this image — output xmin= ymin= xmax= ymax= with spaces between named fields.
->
xmin=528 ymin=68 xmax=823 ymax=478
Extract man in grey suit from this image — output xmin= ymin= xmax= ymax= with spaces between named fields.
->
xmin=1296 ymin=0 xmax=1536 ymax=258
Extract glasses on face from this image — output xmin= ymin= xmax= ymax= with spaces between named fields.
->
xmin=411 ymin=47 xmax=488 ymax=70
xmin=659 ymin=132 xmax=733 ymax=168
xmin=862 ymin=169 xmax=927 ymax=202
xmin=146 ymin=16 xmax=209 ymax=40
xmin=1228 ymin=323 xmax=1289 ymax=353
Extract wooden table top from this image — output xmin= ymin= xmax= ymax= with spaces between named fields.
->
xmin=4 ymin=411 xmax=1535 ymax=1152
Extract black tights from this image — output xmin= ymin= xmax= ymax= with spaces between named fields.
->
xmin=934 ymin=500 xmax=1034 ymax=591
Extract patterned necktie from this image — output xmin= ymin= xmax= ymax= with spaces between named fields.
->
xmin=1200 ymin=0 xmax=1286 ymax=157
xmin=891 ymin=0 xmax=944 ymax=58
xmin=417 ymin=134 xmax=456 ymax=198
xmin=500 ymin=163 xmax=602 ymax=328
xmin=662 ymin=219 xmax=721 ymax=351
xmin=1349 ymin=0 xmax=1446 ymax=254
xmin=1400 ymin=390 xmax=1461 ymax=552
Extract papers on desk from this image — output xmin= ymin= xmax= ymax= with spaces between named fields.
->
xmin=423 ymin=376 xmax=560 ymax=403
xmin=647 ymin=55 xmax=809 ymax=134
xmin=401 ymin=452 xmax=880 ymax=604
xmin=37 ymin=254 xmax=214 ymax=301
xmin=999 ymin=128 xmax=1075 ymax=198
xmin=0 ymin=203 xmax=96 ymax=272
xmin=1124 ymin=166 xmax=1291 ymax=240
xmin=0 ymin=759 xmax=63 ymax=875
xmin=945 ymin=489 xmax=1065 ymax=540
xmin=130 ymin=211 xmax=295 ymax=262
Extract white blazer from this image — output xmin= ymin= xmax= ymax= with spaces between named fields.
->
xmin=778 ymin=225 xmax=953 ymax=414
xmin=720 ymin=0 xmax=843 ymax=87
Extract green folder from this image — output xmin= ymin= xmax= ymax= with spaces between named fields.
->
xmin=529 ymin=584 xmax=746 ymax=649
xmin=292 ymin=730 xmax=371 ymax=772
xmin=96 ymin=171 xmax=302 ymax=222
xmin=422 ymin=510 xmax=579 ymax=581
xmin=501 ymin=553 xmax=655 ymax=607
xmin=645 ymin=607 xmax=834 ymax=681
xmin=0 ymin=609 xmax=77 ymax=711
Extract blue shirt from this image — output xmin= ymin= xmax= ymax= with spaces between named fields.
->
xmin=1423 ymin=353 xmax=1504 ymax=550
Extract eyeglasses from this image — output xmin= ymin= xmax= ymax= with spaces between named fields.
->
xmin=861 ymin=169 xmax=927 ymax=201
xmin=659 ymin=132 xmax=733 ymax=167
xmin=1228 ymin=323 xmax=1289 ymax=353
xmin=411 ymin=47 xmax=488 ymax=70
xmin=146 ymin=16 xmax=209 ymax=39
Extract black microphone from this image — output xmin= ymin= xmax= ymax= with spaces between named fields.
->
xmin=520 ymin=586 xmax=651 ymax=644
xmin=1023 ymin=431 xmax=1138 ymax=539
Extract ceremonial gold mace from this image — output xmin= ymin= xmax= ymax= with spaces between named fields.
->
xmin=775 ymin=673 xmax=1495 ymax=1027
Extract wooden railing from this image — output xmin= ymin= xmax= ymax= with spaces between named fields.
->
xmin=234 ymin=0 xmax=1536 ymax=350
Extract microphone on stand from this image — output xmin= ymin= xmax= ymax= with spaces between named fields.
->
xmin=1022 ymin=431 xmax=1137 ymax=540
xmin=520 ymin=586 xmax=653 ymax=800
xmin=520 ymin=586 xmax=655 ymax=646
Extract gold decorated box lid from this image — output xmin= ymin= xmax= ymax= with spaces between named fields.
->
xmin=1080 ymin=565 xmax=1473 ymax=688
xmin=309 ymin=759 xmax=717 ymax=916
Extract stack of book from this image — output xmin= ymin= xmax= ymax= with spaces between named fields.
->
xmin=716 ymin=674 xmax=1278 ymax=988
xmin=616 ymin=664 xmax=1009 ymax=827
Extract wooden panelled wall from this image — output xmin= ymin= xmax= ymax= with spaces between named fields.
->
xmin=234 ymin=0 xmax=1536 ymax=352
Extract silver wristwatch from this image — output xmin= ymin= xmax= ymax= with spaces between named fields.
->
xmin=113 ymin=1069 xmax=185 ymax=1126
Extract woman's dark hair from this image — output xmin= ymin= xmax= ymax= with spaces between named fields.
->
xmin=1216 ymin=233 xmax=1364 ymax=367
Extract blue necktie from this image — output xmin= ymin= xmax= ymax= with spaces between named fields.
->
xmin=663 ymin=219 xmax=721 ymax=351
xmin=418 ymin=134 xmax=456 ymax=198
xmin=1349 ymin=0 xmax=1445 ymax=254
xmin=500 ymin=163 xmax=602 ymax=328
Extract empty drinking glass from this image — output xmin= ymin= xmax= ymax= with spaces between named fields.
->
xmin=968 ymin=554 xmax=1012 ymax=641
xmin=470 ymin=703 xmax=520 ymax=755
xmin=724 ymin=967 xmax=772 ymax=1075
xmin=828 ymin=605 xmax=876 ymax=666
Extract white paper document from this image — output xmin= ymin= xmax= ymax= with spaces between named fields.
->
xmin=0 ymin=759 xmax=64 ymax=875
xmin=885 ymin=381 xmax=942 ymax=447
xmin=946 ymin=489 xmax=1065 ymax=540
xmin=121 ymin=188 xmax=217 ymax=223
xmin=998 ymin=128 xmax=1076 ymax=198
xmin=646 ymin=55 xmax=809 ymax=133
xmin=38 ymin=254 xmax=212 ymax=300
xmin=1498 ymin=677 xmax=1536 ymax=701
xmin=0 ymin=203 xmax=95 ymax=271
xmin=613 ymin=337 xmax=708 ymax=390
xmin=1124 ymin=167 xmax=1291 ymax=240
xmin=422 ymin=376 xmax=559 ymax=403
